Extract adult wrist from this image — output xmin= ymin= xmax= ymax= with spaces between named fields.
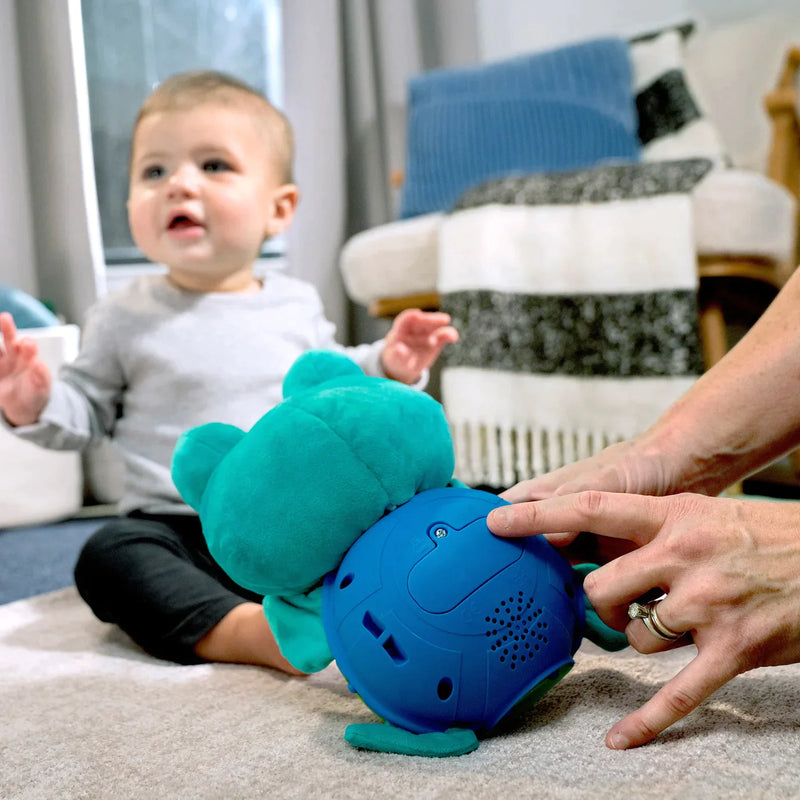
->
xmin=643 ymin=403 xmax=744 ymax=496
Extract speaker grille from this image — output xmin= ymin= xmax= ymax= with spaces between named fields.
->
xmin=485 ymin=591 xmax=549 ymax=671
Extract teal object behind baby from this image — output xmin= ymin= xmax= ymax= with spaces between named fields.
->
xmin=0 ymin=285 xmax=60 ymax=328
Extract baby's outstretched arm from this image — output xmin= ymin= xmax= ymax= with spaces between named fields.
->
xmin=381 ymin=309 xmax=459 ymax=385
xmin=0 ymin=312 xmax=53 ymax=426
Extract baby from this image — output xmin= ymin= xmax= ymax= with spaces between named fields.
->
xmin=0 ymin=70 xmax=457 ymax=672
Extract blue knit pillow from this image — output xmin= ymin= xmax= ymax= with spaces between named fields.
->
xmin=399 ymin=37 xmax=640 ymax=219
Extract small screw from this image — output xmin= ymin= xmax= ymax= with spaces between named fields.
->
xmin=434 ymin=528 xmax=447 ymax=538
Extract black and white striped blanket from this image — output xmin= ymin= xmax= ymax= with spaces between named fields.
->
xmin=439 ymin=158 xmax=713 ymax=488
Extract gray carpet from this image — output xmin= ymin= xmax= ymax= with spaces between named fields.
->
xmin=2 ymin=587 xmax=799 ymax=800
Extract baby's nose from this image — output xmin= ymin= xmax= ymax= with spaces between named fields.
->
xmin=167 ymin=164 xmax=201 ymax=196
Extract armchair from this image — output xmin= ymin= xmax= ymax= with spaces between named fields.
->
xmin=340 ymin=34 xmax=800 ymax=488
xmin=695 ymin=44 xmax=800 ymax=367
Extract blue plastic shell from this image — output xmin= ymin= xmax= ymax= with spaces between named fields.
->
xmin=321 ymin=487 xmax=586 ymax=735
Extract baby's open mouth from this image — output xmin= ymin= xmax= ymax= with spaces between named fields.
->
xmin=168 ymin=214 xmax=201 ymax=230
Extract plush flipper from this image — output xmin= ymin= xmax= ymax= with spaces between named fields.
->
xmin=572 ymin=563 xmax=629 ymax=651
xmin=344 ymin=722 xmax=479 ymax=757
xmin=263 ymin=588 xmax=334 ymax=673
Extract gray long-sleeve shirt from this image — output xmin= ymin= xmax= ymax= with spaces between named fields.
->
xmin=9 ymin=272 xmax=388 ymax=514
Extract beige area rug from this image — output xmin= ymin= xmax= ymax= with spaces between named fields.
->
xmin=2 ymin=588 xmax=799 ymax=800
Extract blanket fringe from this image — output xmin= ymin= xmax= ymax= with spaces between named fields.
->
xmin=451 ymin=420 xmax=626 ymax=488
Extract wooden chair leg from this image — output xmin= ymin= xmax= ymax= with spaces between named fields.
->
xmin=697 ymin=300 xmax=728 ymax=370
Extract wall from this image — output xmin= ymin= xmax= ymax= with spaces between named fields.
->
xmin=474 ymin=0 xmax=800 ymax=172
xmin=476 ymin=0 xmax=690 ymax=61
xmin=475 ymin=0 xmax=798 ymax=60
xmin=281 ymin=2 xmax=348 ymax=333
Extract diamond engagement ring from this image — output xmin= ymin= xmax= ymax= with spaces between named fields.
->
xmin=627 ymin=599 xmax=684 ymax=641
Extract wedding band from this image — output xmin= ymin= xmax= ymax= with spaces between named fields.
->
xmin=627 ymin=599 xmax=684 ymax=641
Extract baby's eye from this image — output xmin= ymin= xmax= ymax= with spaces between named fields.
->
xmin=141 ymin=165 xmax=165 ymax=180
xmin=203 ymin=159 xmax=232 ymax=173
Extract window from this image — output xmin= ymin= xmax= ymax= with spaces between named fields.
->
xmin=81 ymin=0 xmax=283 ymax=265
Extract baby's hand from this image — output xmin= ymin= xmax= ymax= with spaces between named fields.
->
xmin=0 ymin=312 xmax=53 ymax=426
xmin=381 ymin=309 xmax=459 ymax=385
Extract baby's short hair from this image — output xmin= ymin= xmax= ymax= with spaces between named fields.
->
xmin=133 ymin=70 xmax=294 ymax=182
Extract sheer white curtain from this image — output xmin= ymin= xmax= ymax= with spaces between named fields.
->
xmin=0 ymin=2 xmax=37 ymax=303
xmin=283 ymin=0 xmax=479 ymax=343
xmin=1 ymin=0 xmax=105 ymax=325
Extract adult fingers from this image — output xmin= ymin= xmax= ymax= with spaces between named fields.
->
xmin=624 ymin=594 xmax=693 ymax=654
xmin=497 ymin=458 xmax=610 ymax=501
xmin=582 ymin=547 xmax=681 ymax=631
xmin=487 ymin=491 xmax=665 ymax=549
xmin=605 ymin=646 xmax=738 ymax=749
xmin=499 ymin=476 xmax=561 ymax=503
xmin=581 ymin=493 xmax=713 ymax=626
xmin=625 ymin=618 xmax=692 ymax=654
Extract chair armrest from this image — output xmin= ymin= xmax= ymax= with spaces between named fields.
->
xmin=775 ymin=46 xmax=800 ymax=91
xmin=764 ymin=45 xmax=800 ymax=268
xmin=764 ymin=46 xmax=800 ymax=199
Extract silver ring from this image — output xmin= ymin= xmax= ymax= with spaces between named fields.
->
xmin=627 ymin=599 xmax=684 ymax=641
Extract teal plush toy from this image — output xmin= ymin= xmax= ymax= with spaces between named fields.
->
xmin=171 ymin=350 xmax=627 ymax=757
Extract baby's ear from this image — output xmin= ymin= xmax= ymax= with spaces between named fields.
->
xmin=264 ymin=183 xmax=299 ymax=238
xmin=171 ymin=422 xmax=246 ymax=511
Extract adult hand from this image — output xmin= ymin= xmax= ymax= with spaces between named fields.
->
xmin=498 ymin=437 xmax=678 ymax=564
xmin=500 ymin=437 xmax=678 ymax=505
xmin=0 ymin=311 xmax=52 ymax=426
xmin=487 ymin=490 xmax=800 ymax=748
xmin=381 ymin=308 xmax=459 ymax=385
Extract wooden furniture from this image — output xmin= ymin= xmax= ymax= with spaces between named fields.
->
xmin=766 ymin=46 xmax=800 ymax=235
xmin=696 ymin=46 xmax=800 ymax=370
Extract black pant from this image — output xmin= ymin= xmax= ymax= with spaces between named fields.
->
xmin=74 ymin=512 xmax=262 ymax=664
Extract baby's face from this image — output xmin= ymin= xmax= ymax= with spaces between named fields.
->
xmin=127 ymin=102 xmax=293 ymax=290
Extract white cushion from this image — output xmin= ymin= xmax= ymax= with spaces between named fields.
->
xmin=692 ymin=169 xmax=796 ymax=264
xmin=340 ymin=213 xmax=442 ymax=305
xmin=0 ymin=325 xmax=84 ymax=529
xmin=340 ymin=173 xmax=797 ymax=306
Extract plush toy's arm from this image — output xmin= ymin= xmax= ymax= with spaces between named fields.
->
xmin=572 ymin=564 xmax=629 ymax=651
xmin=262 ymin=587 xmax=334 ymax=673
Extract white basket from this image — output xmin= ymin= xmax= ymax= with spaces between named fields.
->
xmin=0 ymin=325 xmax=84 ymax=528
